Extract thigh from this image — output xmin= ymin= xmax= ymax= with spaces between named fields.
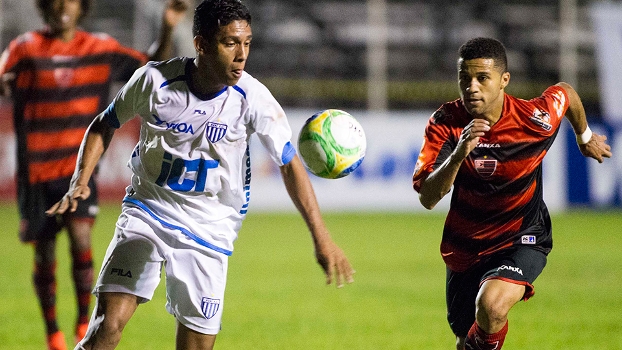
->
xmin=164 ymin=242 xmax=228 ymax=336
xmin=94 ymin=210 xmax=164 ymax=303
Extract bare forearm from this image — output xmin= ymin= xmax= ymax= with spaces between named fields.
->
xmin=556 ymin=82 xmax=587 ymax=134
xmin=419 ymin=152 xmax=463 ymax=210
xmin=72 ymin=117 xmax=115 ymax=187
xmin=148 ymin=24 xmax=175 ymax=61
xmin=280 ymin=156 xmax=329 ymax=242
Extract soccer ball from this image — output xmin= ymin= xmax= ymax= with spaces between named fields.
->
xmin=297 ymin=109 xmax=366 ymax=179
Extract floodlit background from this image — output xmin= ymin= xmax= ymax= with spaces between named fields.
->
xmin=0 ymin=0 xmax=620 ymax=211
xmin=0 ymin=1 xmax=620 ymax=349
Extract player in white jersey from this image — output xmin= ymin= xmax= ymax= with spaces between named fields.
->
xmin=46 ymin=1 xmax=355 ymax=349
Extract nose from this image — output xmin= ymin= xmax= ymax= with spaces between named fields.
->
xmin=235 ymin=44 xmax=248 ymax=62
xmin=465 ymin=78 xmax=479 ymax=93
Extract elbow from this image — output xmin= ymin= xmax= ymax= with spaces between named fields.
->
xmin=418 ymin=194 xmax=437 ymax=210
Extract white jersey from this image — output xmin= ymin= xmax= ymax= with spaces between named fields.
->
xmin=103 ymin=57 xmax=295 ymax=256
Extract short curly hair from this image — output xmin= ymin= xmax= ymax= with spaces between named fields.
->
xmin=193 ymin=0 xmax=252 ymax=40
xmin=36 ymin=0 xmax=92 ymax=25
xmin=458 ymin=37 xmax=508 ymax=73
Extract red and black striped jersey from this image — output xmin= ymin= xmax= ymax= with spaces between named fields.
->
xmin=412 ymin=86 xmax=570 ymax=272
xmin=0 ymin=29 xmax=147 ymax=185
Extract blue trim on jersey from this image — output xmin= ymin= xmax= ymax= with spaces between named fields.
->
xmin=160 ymin=75 xmax=186 ymax=88
xmin=104 ymin=103 xmax=120 ymax=128
xmin=232 ymin=85 xmax=246 ymax=99
xmin=281 ymin=141 xmax=296 ymax=165
xmin=122 ymin=197 xmax=233 ymax=256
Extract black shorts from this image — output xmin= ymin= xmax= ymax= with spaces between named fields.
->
xmin=445 ymin=246 xmax=548 ymax=337
xmin=18 ymin=176 xmax=99 ymax=243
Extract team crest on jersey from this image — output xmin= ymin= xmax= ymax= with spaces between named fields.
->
xmin=529 ymin=109 xmax=552 ymax=131
xmin=54 ymin=68 xmax=74 ymax=88
xmin=201 ymin=297 xmax=220 ymax=319
xmin=206 ymin=122 xmax=227 ymax=143
xmin=474 ymin=157 xmax=497 ymax=177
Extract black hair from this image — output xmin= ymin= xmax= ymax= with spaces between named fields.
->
xmin=458 ymin=37 xmax=508 ymax=73
xmin=193 ymin=0 xmax=252 ymax=40
xmin=36 ymin=0 xmax=92 ymax=24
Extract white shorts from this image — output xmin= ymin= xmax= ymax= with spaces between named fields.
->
xmin=94 ymin=205 xmax=228 ymax=334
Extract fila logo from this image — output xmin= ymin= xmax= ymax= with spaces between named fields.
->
xmin=110 ymin=268 xmax=133 ymax=278
xmin=152 ymin=114 xmax=196 ymax=135
xmin=194 ymin=109 xmax=206 ymax=115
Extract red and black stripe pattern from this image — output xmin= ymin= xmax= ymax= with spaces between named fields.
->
xmin=413 ymin=86 xmax=569 ymax=272
xmin=1 ymin=30 xmax=146 ymax=185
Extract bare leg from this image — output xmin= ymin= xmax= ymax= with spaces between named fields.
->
xmin=175 ymin=322 xmax=216 ymax=350
xmin=33 ymin=238 xmax=60 ymax=335
xmin=79 ymin=292 xmax=140 ymax=350
xmin=66 ymin=218 xmax=95 ymax=341
xmin=475 ymin=279 xmax=524 ymax=333
xmin=455 ymin=336 xmax=465 ymax=350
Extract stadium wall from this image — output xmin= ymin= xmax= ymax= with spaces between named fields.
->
xmin=0 ymin=105 xmax=619 ymax=212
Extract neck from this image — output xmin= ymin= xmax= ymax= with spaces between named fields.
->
xmin=190 ymin=59 xmax=225 ymax=96
xmin=49 ymin=27 xmax=77 ymax=42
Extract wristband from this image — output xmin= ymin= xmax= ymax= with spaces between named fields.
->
xmin=576 ymin=126 xmax=592 ymax=145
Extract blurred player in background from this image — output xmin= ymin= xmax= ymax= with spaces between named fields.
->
xmin=0 ymin=0 xmax=188 ymax=349
xmin=412 ymin=37 xmax=611 ymax=349
xmin=46 ymin=0 xmax=355 ymax=349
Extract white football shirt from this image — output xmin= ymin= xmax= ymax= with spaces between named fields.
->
xmin=103 ymin=57 xmax=296 ymax=256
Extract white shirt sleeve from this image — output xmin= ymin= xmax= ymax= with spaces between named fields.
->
xmin=104 ymin=63 xmax=154 ymax=128
xmin=247 ymin=81 xmax=296 ymax=166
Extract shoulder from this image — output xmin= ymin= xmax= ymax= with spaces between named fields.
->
xmin=233 ymin=71 xmax=273 ymax=100
xmin=429 ymin=99 xmax=468 ymax=127
xmin=125 ymin=57 xmax=189 ymax=92
xmin=8 ymin=31 xmax=44 ymax=50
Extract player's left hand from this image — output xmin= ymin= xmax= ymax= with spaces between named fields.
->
xmin=315 ymin=239 xmax=355 ymax=288
xmin=163 ymin=0 xmax=189 ymax=29
xmin=0 ymin=72 xmax=15 ymax=98
xmin=579 ymin=132 xmax=612 ymax=163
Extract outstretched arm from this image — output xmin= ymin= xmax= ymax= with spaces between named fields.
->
xmin=280 ymin=155 xmax=355 ymax=287
xmin=147 ymin=0 xmax=189 ymax=61
xmin=46 ymin=114 xmax=115 ymax=215
xmin=418 ymin=119 xmax=490 ymax=209
xmin=556 ymin=82 xmax=612 ymax=163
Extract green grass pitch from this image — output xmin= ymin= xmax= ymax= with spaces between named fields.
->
xmin=0 ymin=202 xmax=620 ymax=349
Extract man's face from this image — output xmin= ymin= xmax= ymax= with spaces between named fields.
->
xmin=458 ymin=58 xmax=509 ymax=118
xmin=196 ymin=20 xmax=252 ymax=88
xmin=46 ymin=0 xmax=82 ymax=32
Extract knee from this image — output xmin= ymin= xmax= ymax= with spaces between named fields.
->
xmin=93 ymin=299 xmax=129 ymax=338
xmin=455 ymin=336 xmax=465 ymax=350
xmin=475 ymin=292 xmax=510 ymax=328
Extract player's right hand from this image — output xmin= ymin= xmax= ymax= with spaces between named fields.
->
xmin=455 ymin=118 xmax=490 ymax=159
xmin=45 ymin=185 xmax=92 ymax=216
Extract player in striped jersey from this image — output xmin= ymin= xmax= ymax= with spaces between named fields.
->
xmin=0 ymin=0 xmax=188 ymax=349
xmin=412 ymin=38 xmax=611 ymax=349
xmin=46 ymin=0 xmax=354 ymax=349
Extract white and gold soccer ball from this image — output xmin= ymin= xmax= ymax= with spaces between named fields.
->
xmin=297 ymin=109 xmax=366 ymax=179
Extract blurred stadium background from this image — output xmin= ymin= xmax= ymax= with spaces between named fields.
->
xmin=0 ymin=1 xmax=621 ymax=349
xmin=0 ymin=0 xmax=620 ymax=211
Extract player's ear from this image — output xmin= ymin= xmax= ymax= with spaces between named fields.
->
xmin=500 ymin=71 xmax=510 ymax=90
xmin=193 ymin=35 xmax=208 ymax=54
